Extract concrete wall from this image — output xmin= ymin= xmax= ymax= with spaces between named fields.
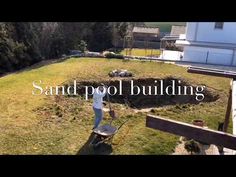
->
xmin=186 ymin=23 xmax=198 ymax=41
xmin=183 ymin=46 xmax=234 ymax=65
xmin=232 ymin=49 xmax=236 ymax=66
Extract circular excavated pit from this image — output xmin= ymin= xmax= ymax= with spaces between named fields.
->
xmin=65 ymin=77 xmax=219 ymax=109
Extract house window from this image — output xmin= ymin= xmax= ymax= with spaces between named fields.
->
xmin=215 ymin=22 xmax=224 ymax=29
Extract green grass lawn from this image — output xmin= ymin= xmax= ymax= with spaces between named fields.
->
xmin=121 ymin=48 xmax=161 ymax=57
xmin=0 ymin=58 xmax=232 ymax=154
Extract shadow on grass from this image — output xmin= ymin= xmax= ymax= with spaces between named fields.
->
xmin=77 ymin=132 xmax=113 ymax=155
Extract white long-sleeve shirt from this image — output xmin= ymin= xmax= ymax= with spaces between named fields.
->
xmin=93 ymin=87 xmax=106 ymax=109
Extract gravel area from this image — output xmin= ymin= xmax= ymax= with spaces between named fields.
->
xmin=172 ymin=137 xmax=220 ymax=155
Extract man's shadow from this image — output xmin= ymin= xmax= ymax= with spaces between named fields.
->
xmin=77 ymin=132 xmax=113 ymax=155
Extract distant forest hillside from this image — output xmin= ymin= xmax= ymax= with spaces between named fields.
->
xmin=0 ymin=22 xmax=187 ymax=75
xmin=145 ymin=22 xmax=186 ymax=32
xmin=0 ymin=22 xmax=129 ymax=75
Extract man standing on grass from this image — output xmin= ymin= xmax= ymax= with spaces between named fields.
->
xmin=92 ymin=84 xmax=107 ymax=130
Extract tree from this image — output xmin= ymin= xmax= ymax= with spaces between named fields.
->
xmin=112 ymin=22 xmax=129 ymax=49
xmin=12 ymin=22 xmax=43 ymax=62
xmin=87 ymin=22 xmax=113 ymax=52
xmin=0 ymin=23 xmax=28 ymax=73
xmin=57 ymin=22 xmax=92 ymax=53
xmin=39 ymin=22 xmax=59 ymax=59
xmin=76 ymin=40 xmax=87 ymax=53
xmin=0 ymin=22 xmax=129 ymax=75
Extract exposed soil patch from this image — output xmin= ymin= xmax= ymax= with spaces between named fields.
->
xmin=64 ymin=77 xmax=219 ymax=109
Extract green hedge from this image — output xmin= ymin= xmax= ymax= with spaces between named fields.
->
xmin=104 ymin=52 xmax=124 ymax=59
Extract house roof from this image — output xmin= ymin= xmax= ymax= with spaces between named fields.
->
xmin=170 ymin=25 xmax=186 ymax=36
xmin=132 ymin=27 xmax=159 ymax=34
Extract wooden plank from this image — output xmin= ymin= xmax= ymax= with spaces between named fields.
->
xmin=232 ymin=80 xmax=236 ymax=135
xmin=146 ymin=114 xmax=236 ymax=150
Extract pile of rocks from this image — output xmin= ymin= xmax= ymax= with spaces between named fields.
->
xmin=108 ymin=69 xmax=133 ymax=77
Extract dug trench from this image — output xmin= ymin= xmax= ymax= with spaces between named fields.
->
xmin=64 ymin=77 xmax=219 ymax=109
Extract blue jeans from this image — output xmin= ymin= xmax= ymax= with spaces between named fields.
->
xmin=93 ymin=107 xmax=103 ymax=128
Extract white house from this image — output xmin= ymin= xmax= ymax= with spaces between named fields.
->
xmin=176 ymin=22 xmax=236 ymax=66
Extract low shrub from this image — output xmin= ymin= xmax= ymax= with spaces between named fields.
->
xmin=104 ymin=52 xmax=124 ymax=59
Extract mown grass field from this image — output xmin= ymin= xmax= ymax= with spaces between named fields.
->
xmin=121 ymin=48 xmax=161 ymax=57
xmin=0 ymin=58 xmax=232 ymax=154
